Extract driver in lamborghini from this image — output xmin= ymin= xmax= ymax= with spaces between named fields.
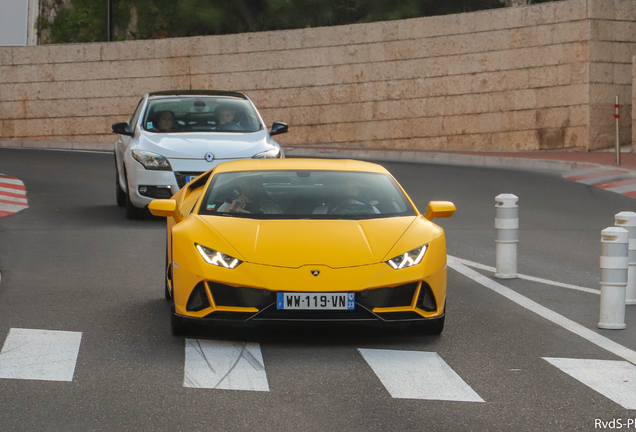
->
xmin=312 ymin=178 xmax=380 ymax=215
xmin=217 ymin=176 xmax=282 ymax=214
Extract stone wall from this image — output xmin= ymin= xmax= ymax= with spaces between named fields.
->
xmin=589 ymin=0 xmax=636 ymax=150
xmin=1 ymin=0 xmax=636 ymax=151
xmin=632 ymin=53 xmax=636 ymax=149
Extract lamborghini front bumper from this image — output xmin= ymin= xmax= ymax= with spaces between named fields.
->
xmin=171 ymin=241 xmax=448 ymax=324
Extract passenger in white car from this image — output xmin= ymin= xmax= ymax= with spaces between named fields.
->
xmin=156 ymin=111 xmax=176 ymax=132
xmin=214 ymin=105 xmax=242 ymax=131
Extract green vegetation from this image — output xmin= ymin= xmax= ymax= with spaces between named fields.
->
xmin=42 ymin=0 xmax=562 ymax=44
xmin=46 ymin=0 xmax=104 ymax=43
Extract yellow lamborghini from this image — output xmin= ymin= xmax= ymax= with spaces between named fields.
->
xmin=148 ymin=158 xmax=455 ymax=335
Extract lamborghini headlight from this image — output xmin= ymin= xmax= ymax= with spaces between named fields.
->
xmin=253 ymin=148 xmax=281 ymax=159
xmin=195 ymin=243 xmax=242 ymax=269
xmin=386 ymin=245 xmax=428 ymax=269
xmin=131 ymin=150 xmax=172 ymax=171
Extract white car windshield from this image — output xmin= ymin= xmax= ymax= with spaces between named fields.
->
xmin=199 ymin=170 xmax=416 ymax=220
xmin=142 ymin=97 xmax=262 ymax=133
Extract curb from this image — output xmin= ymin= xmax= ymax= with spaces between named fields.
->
xmin=0 ymin=140 xmax=596 ymax=173
xmin=0 ymin=140 xmax=113 ymax=152
xmin=283 ymin=147 xmax=590 ymax=173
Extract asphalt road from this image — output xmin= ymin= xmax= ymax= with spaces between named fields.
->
xmin=0 ymin=148 xmax=635 ymax=432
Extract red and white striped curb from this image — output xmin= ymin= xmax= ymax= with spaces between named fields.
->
xmin=563 ymin=166 xmax=636 ymax=198
xmin=0 ymin=174 xmax=28 ymax=217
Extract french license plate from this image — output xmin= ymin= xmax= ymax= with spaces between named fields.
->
xmin=185 ymin=175 xmax=196 ymax=183
xmin=277 ymin=292 xmax=355 ymax=310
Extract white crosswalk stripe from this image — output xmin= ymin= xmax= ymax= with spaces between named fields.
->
xmin=544 ymin=357 xmax=636 ymax=410
xmin=3 ymin=328 xmax=636 ymax=405
xmin=358 ymin=348 xmax=484 ymax=402
xmin=0 ymin=328 xmax=82 ymax=382
xmin=183 ymin=339 xmax=269 ymax=391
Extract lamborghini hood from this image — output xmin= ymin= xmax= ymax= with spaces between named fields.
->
xmin=199 ymin=216 xmax=420 ymax=268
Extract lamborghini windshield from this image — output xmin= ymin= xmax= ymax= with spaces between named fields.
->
xmin=142 ymin=96 xmax=262 ymax=133
xmin=198 ymin=170 xmax=416 ymax=219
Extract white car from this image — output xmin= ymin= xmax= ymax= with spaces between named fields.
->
xmin=112 ymin=90 xmax=287 ymax=219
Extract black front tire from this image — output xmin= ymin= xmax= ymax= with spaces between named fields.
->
xmin=171 ymin=303 xmax=188 ymax=336
xmin=165 ymin=248 xmax=172 ymax=300
xmin=124 ymin=171 xmax=146 ymax=220
xmin=115 ymin=170 xmax=126 ymax=207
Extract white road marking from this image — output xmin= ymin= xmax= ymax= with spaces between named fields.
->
xmin=0 ymin=175 xmax=28 ymax=217
xmin=184 ymin=339 xmax=269 ymax=391
xmin=447 ymin=257 xmax=636 ymax=365
xmin=0 ymin=196 xmax=28 ymax=204
xmin=578 ymin=174 xmax=633 ymax=185
xmin=514 ymin=273 xmax=600 ymax=295
xmin=543 ymin=357 xmax=636 ymax=410
xmin=0 ymin=178 xmax=24 ymax=186
xmin=562 ymin=168 xmax=636 ymax=199
xmin=452 ymin=256 xmax=600 ymax=295
xmin=358 ymin=348 xmax=484 ymax=402
xmin=607 ymin=183 xmax=636 ymax=193
xmin=0 ymin=202 xmax=29 ymax=213
xmin=0 ymin=328 xmax=82 ymax=382
xmin=0 ymin=186 xmax=26 ymax=195
xmin=449 ymin=258 xmax=497 ymax=273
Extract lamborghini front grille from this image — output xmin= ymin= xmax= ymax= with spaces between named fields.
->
xmin=416 ymin=282 xmax=437 ymax=311
xmin=208 ymin=282 xmax=274 ymax=309
xmin=186 ymin=282 xmax=211 ymax=312
xmin=357 ymin=283 xmax=418 ymax=309
xmin=207 ymin=282 xmax=420 ymax=310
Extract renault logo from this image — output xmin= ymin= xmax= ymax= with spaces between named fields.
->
xmin=204 ymin=152 xmax=214 ymax=162
xmin=311 ymin=270 xmax=320 ymax=277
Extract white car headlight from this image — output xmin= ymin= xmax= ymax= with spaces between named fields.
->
xmin=386 ymin=245 xmax=428 ymax=269
xmin=131 ymin=150 xmax=172 ymax=171
xmin=253 ymin=148 xmax=281 ymax=159
xmin=196 ymin=244 xmax=242 ymax=269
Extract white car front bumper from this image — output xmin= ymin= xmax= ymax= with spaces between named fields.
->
xmin=125 ymin=155 xmax=245 ymax=208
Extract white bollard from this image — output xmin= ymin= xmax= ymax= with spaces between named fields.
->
xmin=494 ymin=194 xmax=518 ymax=279
xmin=614 ymin=211 xmax=636 ymax=305
xmin=598 ymin=227 xmax=629 ymax=330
